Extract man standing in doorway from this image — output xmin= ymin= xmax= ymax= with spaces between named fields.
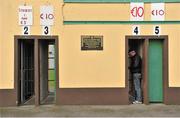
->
xmin=128 ymin=49 xmax=142 ymax=104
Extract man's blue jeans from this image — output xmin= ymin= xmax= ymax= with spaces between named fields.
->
xmin=133 ymin=73 xmax=142 ymax=102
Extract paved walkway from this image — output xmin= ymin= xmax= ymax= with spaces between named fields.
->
xmin=1 ymin=104 xmax=180 ymax=117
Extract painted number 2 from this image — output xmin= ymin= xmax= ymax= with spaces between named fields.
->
xmin=22 ymin=26 xmax=30 ymax=35
xmin=132 ymin=26 xmax=140 ymax=35
xmin=24 ymin=27 xmax=28 ymax=34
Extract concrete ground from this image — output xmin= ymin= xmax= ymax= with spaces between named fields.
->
xmin=1 ymin=104 xmax=180 ymax=117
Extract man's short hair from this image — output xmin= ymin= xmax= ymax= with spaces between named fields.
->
xmin=128 ymin=49 xmax=136 ymax=53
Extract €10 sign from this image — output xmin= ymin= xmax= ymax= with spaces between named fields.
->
xmin=40 ymin=6 xmax=54 ymax=26
xmin=151 ymin=3 xmax=165 ymax=21
xmin=130 ymin=3 xmax=144 ymax=21
xmin=130 ymin=3 xmax=165 ymax=21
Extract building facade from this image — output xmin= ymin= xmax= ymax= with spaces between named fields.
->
xmin=0 ymin=0 xmax=180 ymax=107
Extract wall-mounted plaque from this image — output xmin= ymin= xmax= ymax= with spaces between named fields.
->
xmin=81 ymin=35 xmax=103 ymax=50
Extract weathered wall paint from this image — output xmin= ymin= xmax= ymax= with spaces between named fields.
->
xmin=0 ymin=1 xmax=180 ymax=89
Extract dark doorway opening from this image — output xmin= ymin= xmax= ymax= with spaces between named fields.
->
xmin=128 ymin=39 xmax=145 ymax=104
xmin=15 ymin=36 xmax=59 ymax=106
xmin=18 ymin=39 xmax=35 ymax=105
xmin=126 ymin=36 xmax=168 ymax=105
xmin=39 ymin=40 xmax=56 ymax=105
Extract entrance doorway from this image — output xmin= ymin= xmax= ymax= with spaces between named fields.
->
xmin=128 ymin=39 xmax=145 ymax=103
xmin=148 ymin=39 xmax=163 ymax=103
xmin=15 ymin=36 xmax=59 ymax=106
xmin=19 ymin=39 xmax=35 ymax=105
xmin=126 ymin=36 xmax=168 ymax=104
xmin=39 ymin=40 xmax=56 ymax=105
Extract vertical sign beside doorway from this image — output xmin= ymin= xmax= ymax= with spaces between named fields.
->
xmin=130 ymin=3 xmax=144 ymax=21
xmin=19 ymin=6 xmax=33 ymax=35
xmin=40 ymin=6 xmax=54 ymax=35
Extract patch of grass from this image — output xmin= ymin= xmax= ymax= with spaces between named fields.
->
xmin=48 ymin=70 xmax=55 ymax=89
xmin=49 ymin=70 xmax=55 ymax=81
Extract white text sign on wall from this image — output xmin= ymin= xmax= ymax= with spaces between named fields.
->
xmin=130 ymin=3 xmax=144 ymax=21
xmin=40 ymin=6 xmax=54 ymax=26
xmin=151 ymin=3 xmax=165 ymax=21
xmin=19 ymin=6 xmax=33 ymax=26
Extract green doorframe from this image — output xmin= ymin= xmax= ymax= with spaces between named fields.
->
xmin=125 ymin=35 xmax=168 ymax=104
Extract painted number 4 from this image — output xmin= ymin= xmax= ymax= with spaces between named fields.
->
xmin=132 ymin=26 xmax=140 ymax=35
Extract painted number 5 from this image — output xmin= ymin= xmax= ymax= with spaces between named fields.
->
xmin=154 ymin=26 xmax=160 ymax=35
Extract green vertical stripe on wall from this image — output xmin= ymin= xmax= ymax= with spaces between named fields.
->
xmin=64 ymin=0 xmax=180 ymax=3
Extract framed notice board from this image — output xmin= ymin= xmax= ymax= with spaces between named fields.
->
xmin=81 ymin=35 xmax=103 ymax=50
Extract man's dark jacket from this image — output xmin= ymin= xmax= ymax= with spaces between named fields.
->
xmin=129 ymin=54 xmax=142 ymax=73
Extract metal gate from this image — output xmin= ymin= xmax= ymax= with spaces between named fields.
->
xmin=20 ymin=40 xmax=34 ymax=104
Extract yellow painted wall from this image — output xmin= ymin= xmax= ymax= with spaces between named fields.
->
xmin=0 ymin=0 xmax=63 ymax=89
xmin=60 ymin=25 xmax=126 ymax=88
xmin=0 ymin=2 xmax=2 ymax=88
xmin=63 ymin=3 xmax=180 ymax=21
xmin=61 ymin=24 xmax=180 ymax=88
xmin=0 ymin=1 xmax=180 ymax=89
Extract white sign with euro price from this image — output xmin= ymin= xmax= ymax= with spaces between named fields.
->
xmin=130 ymin=3 xmax=144 ymax=21
xmin=19 ymin=6 xmax=33 ymax=26
xmin=42 ymin=26 xmax=51 ymax=35
xmin=22 ymin=26 xmax=30 ymax=35
xmin=40 ymin=6 xmax=54 ymax=26
xmin=132 ymin=25 xmax=140 ymax=35
xmin=151 ymin=3 xmax=165 ymax=21
xmin=153 ymin=26 xmax=161 ymax=35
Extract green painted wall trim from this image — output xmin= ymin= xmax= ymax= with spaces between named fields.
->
xmin=64 ymin=21 xmax=180 ymax=25
xmin=64 ymin=0 xmax=180 ymax=3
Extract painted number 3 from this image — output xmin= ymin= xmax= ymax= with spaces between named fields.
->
xmin=44 ymin=26 xmax=49 ymax=35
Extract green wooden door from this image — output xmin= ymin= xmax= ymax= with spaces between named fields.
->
xmin=148 ymin=40 xmax=163 ymax=102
